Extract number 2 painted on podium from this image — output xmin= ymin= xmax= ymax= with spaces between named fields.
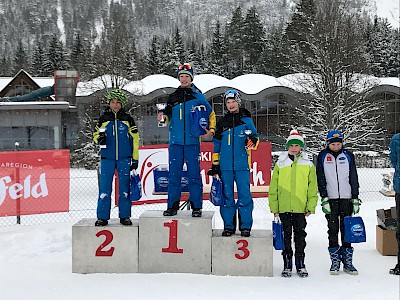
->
xmin=162 ymin=220 xmax=184 ymax=253
xmin=235 ymin=239 xmax=250 ymax=259
xmin=95 ymin=230 xmax=115 ymax=257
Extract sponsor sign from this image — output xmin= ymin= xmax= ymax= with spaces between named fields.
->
xmin=126 ymin=142 xmax=271 ymax=205
xmin=0 ymin=150 xmax=70 ymax=216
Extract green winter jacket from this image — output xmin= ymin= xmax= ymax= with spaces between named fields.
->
xmin=269 ymin=151 xmax=318 ymax=214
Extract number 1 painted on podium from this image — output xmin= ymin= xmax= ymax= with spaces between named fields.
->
xmin=162 ymin=220 xmax=184 ymax=253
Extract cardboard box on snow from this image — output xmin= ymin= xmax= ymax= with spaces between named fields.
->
xmin=376 ymin=207 xmax=397 ymax=229
xmin=376 ymin=225 xmax=397 ymax=256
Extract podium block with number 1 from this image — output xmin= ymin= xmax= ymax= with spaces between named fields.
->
xmin=139 ymin=210 xmax=214 ymax=274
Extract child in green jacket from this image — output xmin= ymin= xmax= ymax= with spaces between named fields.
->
xmin=269 ymin=130 xmax=318 ymax=278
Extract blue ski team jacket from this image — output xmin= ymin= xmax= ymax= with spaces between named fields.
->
xmin=163 ymin=84 xmax=216 ymax=145
xmin=390 ymin=133 xmax=400 ymax=193
xmin=93 ymin=108 xmax=139 ymax=161
xmin=212 ymin=108 xmax=259 ymax=171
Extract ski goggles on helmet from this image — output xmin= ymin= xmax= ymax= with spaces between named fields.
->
xmin=224 ymin=89 xmax=241 ymax=102
xmin=178 ymin=63 xmax=192 ymax=71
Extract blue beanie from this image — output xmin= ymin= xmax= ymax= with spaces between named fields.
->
xmin=177 ymin=63 xmax=194 ymax=80
xmin=326 ymin=130 xmax=343 ymax=144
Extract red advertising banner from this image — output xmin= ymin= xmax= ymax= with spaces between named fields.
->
xmin=0 ymin=150 xmax=70 ymax=216
xmin=125 ymin=142 xmax=271 ymax=205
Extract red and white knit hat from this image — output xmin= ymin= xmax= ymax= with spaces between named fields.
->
xmin=286 ymin=130 xmax=305 ymax=149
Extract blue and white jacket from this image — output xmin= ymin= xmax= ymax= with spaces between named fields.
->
xmin=212 ymin=108 xmax=259 ymax=171
xmin=164 ymin=84 xmax=216 ymax=145
xmin=316 ymin=147 xmax=359 ymax=199
xmin=390 ymin=133 xmax=400 ymax=193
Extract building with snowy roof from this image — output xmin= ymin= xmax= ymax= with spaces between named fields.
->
xmin=0 ymin=70 xmax=399 ymax=151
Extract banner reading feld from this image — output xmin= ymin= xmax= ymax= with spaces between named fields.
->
xmin=0 ymin=150 xmax=70 ymax=216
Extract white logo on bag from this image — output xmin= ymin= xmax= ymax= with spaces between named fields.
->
xmin=0 ymin=173 xmax=49 ymax=206
xmin=351 ymin=224 xmax=364 ymax=236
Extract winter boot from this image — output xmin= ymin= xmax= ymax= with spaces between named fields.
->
xmin=192 ymin=208 xmax=202 ymax=217
xmin=328 ymin=246 xmax=341 ymax=275
xmin=240 ymin=229 xmax=251 ymax=237
xmin=340 ymin=247 xmax=358 ymax=275
xmin=120 ymin=218 xmax=132 ymax=226
xmin=295 ymin=254 xmax=309 ymax=278
xmin=163 ymin=201 xmax=179 ymax=216
xmin=222 ymin=229 xmax=235 ymax=237
xmin=389 ymin=263 xmax=400 ymax=275
xmin=95 ymin=219 xmax=108 ymax=226
xmin=281 ymin=253 xmax=293 ymax=278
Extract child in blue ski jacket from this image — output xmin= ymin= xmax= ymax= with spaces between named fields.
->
xmin=158 ymin=63 xmax=216 ymax=217
xmin=389 ymin=132 xmax=400 ymax=275
xmin=208 ymin=89 xmax=259 ymax=237
xmin=316 ymin=130 xmax=360 ymax=275
xmin=93 ymin=89 xmax=139 ymax=226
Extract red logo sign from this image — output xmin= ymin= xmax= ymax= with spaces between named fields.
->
xmin=0 ymin=150 xmax=70 ymax=216
xmin=327 ymin=156 xmax=332 ymax=162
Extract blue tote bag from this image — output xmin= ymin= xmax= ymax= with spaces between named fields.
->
xmin=209 ymin=177 xmax=223 ymax=206
xmin=272 ymin=217 xmax=285 ymax=250
xmin=344 ymin=216 xmax=366 ymax=243
xmin=191 ymin=105 xmax=209 ymax=137
xmin=129 ymin=171 xmax=142 ymax=202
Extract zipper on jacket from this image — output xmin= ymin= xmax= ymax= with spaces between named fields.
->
xmin=232 ymin=114 xmax=235 ymax=171
xmin=335 ymin=155 xmax=340 ymax=198
xmin=114 ymin=112 xmax=118 ymax=160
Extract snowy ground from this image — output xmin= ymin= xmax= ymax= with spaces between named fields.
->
xmin=0 ymin=195 xmax=399 ymax=300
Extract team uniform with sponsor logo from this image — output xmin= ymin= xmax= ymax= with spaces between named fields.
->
xmin=93 ymin=89 xmax=139 ymax=226
xmin=160 ymin=64 xmax=216 ymax=217
xmin=316 ymin=130 xmax=360 ymax=275
xmin=210 ymin=102 xmax=259 ymax=237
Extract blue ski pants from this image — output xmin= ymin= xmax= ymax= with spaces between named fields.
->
xmin=97 ymin=158 xmax=131 ymax=220
xmin=220 ymin=170 xmax=253 ymax=230
xmin=167 ymin=144 xmax=203 ymax=209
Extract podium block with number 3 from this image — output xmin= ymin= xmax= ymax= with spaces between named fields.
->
xmin=72 ymin=218 xmax=139 ymax=274
xmin=212 ymin=229 xmax=273 ymax=276
xmin=139 ymin=210 xmax=214 ymax=274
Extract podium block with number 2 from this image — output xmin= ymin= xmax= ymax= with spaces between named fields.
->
xmin=72 ymin=218 xmax=139 ymax=274
xmin=139 ymin=210 xmax=214 ymax=274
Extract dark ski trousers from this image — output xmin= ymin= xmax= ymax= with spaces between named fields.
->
xmin=167 ymin=144 xmax=203 ymax=209
xmin=280 ymin=212 xmax=307 ymax=257
xmin=325 ymin=198 xmax=353 ymax=248
xmin=396 ymin=193 xmax=400 ymax=264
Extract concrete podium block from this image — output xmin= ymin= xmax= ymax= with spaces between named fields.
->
xmin=212 ymin=229 xmax=273 ymax=277
xmin=139 ymin=210 xmax=214 ymax=274
xmin=72 ymin=218 xmax=139 ymax=274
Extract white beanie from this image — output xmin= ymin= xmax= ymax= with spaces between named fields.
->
xmin=286 ymin=130 xmax=305 ymax=149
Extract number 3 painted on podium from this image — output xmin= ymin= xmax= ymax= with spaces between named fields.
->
xmin=235 ymin=239 xmax=250 ymax=259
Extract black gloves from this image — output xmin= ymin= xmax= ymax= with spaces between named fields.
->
xmin=130 ymin=159 xmax=139 ymax=171
xmin=98 ymin=132 xmax=106 ymax=146
xmin=246 ymin=135 xmax=258 ymax=149
xmin=207 ymin=164 xmax=221 ymax=177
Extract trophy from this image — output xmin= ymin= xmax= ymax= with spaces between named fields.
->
xmin=99 ymin=128 xmax=107 ymax=149
xmin=156 ymin=103 xmax=167 ymax=127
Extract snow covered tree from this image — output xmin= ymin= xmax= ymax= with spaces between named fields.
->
xmin=225 ymin=6 xmax=245 ymax=78
xmin=173 ymin=28 xmax=186 ymax=64
xmin=44 ymin=35 xmax=69 ymax=76
xmin=13 ymin=40 xmax=29 ymax=74
xmin=243 ymin=6 xmax=266 ymax=73
xmin=159 ymin=38 xmax=180 ymax=77
xmin=146 ymin=36 xmax=162 ymax=75
xmin=70 ymin=111 xmax=100 ymax=170
xmin=31 ymin=40 xmax=47 ymax=76
xmin=70 ymin=34 xmax=86 ymax=73
xmin=208 ymin=20 xmax=226 ymax=76
xmin=286 ymin=0 xmax=382 ymax=153
xmin=367 ymin=17 xmax=399 ymax=77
